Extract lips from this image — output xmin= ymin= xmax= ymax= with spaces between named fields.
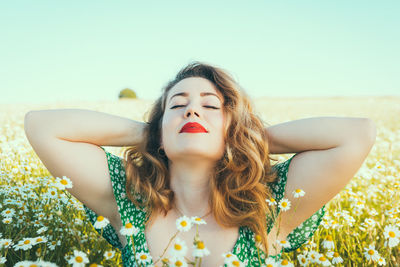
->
xmin=179 ymin=122 xmax=208 ymax=133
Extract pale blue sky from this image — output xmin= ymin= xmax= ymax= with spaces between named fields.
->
xmin=1 ymin=0 xmax=399 ymax=105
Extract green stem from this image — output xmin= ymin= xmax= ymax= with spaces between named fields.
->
xmin=130 ymin=235 xmax=143 ymax=267
xmin=256 ymin=246 xmax=262 ymax=265
xmin=153 ymin=230 xmax=180 ymax=265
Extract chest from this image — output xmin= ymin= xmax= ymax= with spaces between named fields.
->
xmin=144 ymin=214 xmax=240 ymax=266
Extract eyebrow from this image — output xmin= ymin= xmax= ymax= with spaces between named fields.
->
xmin=168 ymin=91 xmax=222 ymax=103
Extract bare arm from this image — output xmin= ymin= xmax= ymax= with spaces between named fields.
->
xmin=25 ymin=108 xmax=146 ymax=147
xmin=264 ymin=116 xmax=376 ymax=237
xmin=23 ymin=108 xmax=147 ymax=228
xmin=265 ymin=116 xmax=376 ymax=155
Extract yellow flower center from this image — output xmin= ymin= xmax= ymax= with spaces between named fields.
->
xmin=125 ymin=223 xmax=133 ymax=229
xmin=75 ymin=256 xmax=83 ymax=262
xmin=97 ymin=216 xmax=104 ymax=222
xmin=333 ymin=252 xmax=339 ymax=257
xmin=389 ymin=231 xmax=396 ymax=238
xmin=326 ymin=235 xmax=333 ymax=241
xmin=174 ymin=260 xmax=183 ymax=266
xmin=180 ymin=221 xmax=187 ymax=227
xmin=197 ymin=241 xmax=205 ymax=249
xmin=36 ymin=238 xmax=43 ymax=242
xmin=29 ymin=265 xmax=38 ymax=267
xmin=232 ymin=261 xmax=240 ymax=266
xmin=319 ymin=256 xmax=326 ymax=261
xmin=281 ymin=259 xmax=289 ymax=265
xmin=24 ymin=240 xmax=31 ymax=245
xmin=140 ymin=254 xmax=148 ymax=259
xmin=61 ymin=179 xmax=68 ymax=185
xmin=282 ymin=202 xmax=287 ymax=207
xmin=195 ymin=218 xmax=201 ymax=222
xmin=368 ymin=250 xmax=374 ymax=255
xmin=295 ymin=189 xmax=302 ymax=193
xmin=255 ymin=235 xmax=262 ymax=242
xmin=174 ymin=244 xmax=182 ymax=250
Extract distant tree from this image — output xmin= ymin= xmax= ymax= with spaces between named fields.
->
xmin=119 ymin=88 xmax=137 ymax=99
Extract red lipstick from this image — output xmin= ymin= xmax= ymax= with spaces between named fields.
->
xmin=179 ymin=122 xmax=208 ymax=133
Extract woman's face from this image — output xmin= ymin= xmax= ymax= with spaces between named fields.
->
xmin=161 ymin=77 xmax=226 ymax=162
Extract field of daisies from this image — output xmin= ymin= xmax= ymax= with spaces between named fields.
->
xmin=0 ymin=97 xmax=399 ymax=267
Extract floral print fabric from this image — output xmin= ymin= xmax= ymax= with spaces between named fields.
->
xmin=82 ymin=147 xmax=326 ymax=266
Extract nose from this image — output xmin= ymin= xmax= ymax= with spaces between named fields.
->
xmin=184 ymin=103 xmax=200 ymax=118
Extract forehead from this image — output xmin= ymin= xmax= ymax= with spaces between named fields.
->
xmin=167 ymin=77 xmax=223 ymax=102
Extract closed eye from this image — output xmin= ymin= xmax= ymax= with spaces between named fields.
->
xmin=170 ymin=105 xmax=219 ymax=109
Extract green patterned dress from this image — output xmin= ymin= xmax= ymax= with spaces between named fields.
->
xmin=82 ymin=147 xmax=326 ymax=266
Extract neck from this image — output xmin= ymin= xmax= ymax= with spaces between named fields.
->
xmin=169 ymin=159 xmax=214 ymax=218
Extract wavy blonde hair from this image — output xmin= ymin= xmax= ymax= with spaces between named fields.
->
xmin=122 ymin=61 xmax=279 ymax=256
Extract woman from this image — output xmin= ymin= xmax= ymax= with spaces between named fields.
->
xmin=24 ymin=61 xmax=376 ymax=266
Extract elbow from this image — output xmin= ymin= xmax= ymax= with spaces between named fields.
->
xmin=364 ymin=118 xmax=377 ymax=145
xmin=24 ymin=111 xmax=38 ymax=135
xmin=358 ymin=118 xmax=377 ymax=151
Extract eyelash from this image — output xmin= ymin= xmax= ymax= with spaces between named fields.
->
xmin=171 ymin=105 xmax=219 ymax=109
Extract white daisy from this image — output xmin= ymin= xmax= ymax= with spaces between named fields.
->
xmin=223 ymin=252 xmax=244 ymax=267
xmin=14 ymin=261 xmax=38 ymax=267
xmin=104 ymin=250 xmax=115 ymax=260
xmin=266 ymin=197 xmax=277 ymax=206
xmin=55 ymin=176 xmax=73 ymax=190
xmin=191 ymin=216 xmax=207 ymax=225
xmin=94 ymin=215 xmax=110 ymax=229
xmin=278 ymin=198 xmax=291 ymax=211
xmin=383 ymin=224 xmax=400 ymax=248
xmin=120 ymin=222 xmax=139 ymax=236
xmin=2 ymin=217 xmax=12 ymax=224
xmin=32 ymin=236 xmax=47 ymax=245
xmin=315 ymin=253 xmax=331 ymax=266
xmin=168 ymin=237 xmax=188 ymax=258
xmin=363 ymin=244 xmax=380 ymax=262
xmin=13 ymin=238 xmax=35 ymax=251
xmin=176 ymin=216 xmax=192 ymax=232
xmin=377 ymin=256 xmax=386 ymax=266
xmin=277 ymin=258 xmax=294 ymax=267
xmin=46 ymin=188 xmax=58 ymax=199
xmin=276 ymin=239 xmax=291 ymax=249
xmin=36 ymin=260 xmax=59 ymax=267
xmin=192 ymin=240 xmax=210 ymax=258
xmin=264 ymin=257 xmax=278 ymax=267
xmin=322 ymin=235 xmax=335 ymax=250
xmin=168 ymin=256 xmax=188 ymax=267
xmin=66 ymin=250 xmax=89 ymax=266
xmin=37 ymin=226 xmax=48 ymax=234
xmin=296 ymin=254 xmax=308 ymax=266
xmin=292 ymin=189 xmax=305 ymax=198
xmin=307 ymin=250 xmax=319 ymax=263
xmin=0 ymin=239 xmax=13 ymax=249
xmin=1 ymin=208 xmax=15 ymax=217
xmin=135 ymin=251 xmax=152 ymax=265
xmin=331 ymin=252 xmax=343 ymax=264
